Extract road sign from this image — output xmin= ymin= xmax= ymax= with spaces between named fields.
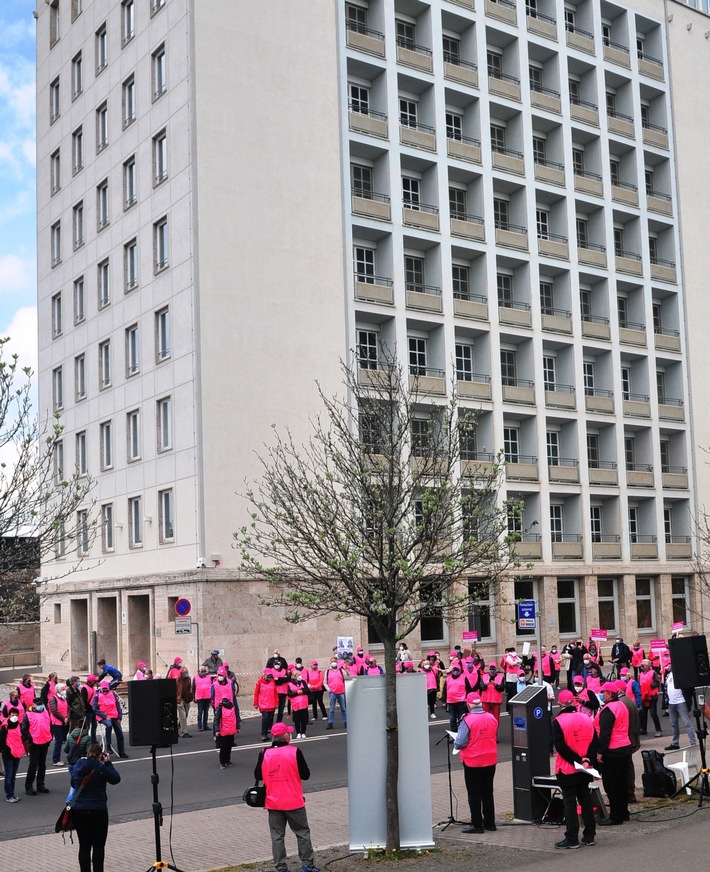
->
xmin=175 ymin=616 xmax=192 ymax=635
xmin=175 ymin=598 xmax=191 ymax=617
xmin=517 ymin=600 xmax=536 ymax=629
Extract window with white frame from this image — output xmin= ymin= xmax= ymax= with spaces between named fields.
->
xmin=664 ymin=506 xmax=673 ymax=543
xmin=75 ymin=431 xmax=87 ymax=477
xmin=152 ymin=0 xmax=166 ymax=13
xmin=455 ymin=343 xmax=473 ymax=382
xmin=72 ymin=52 xmax=83 ymax=98
xmin=493 ymin=197 xmax=509 ymax=229
xmin=628 ymin=506 xmax=639 ymax=543
xmin=128 ymin=496 xmax=142 ymax=547
xmin=72 ymin=126 xmax=84 ymax=174
xmin=587 ymin=433 xmax=600 ymax=468
xmin=73 ymin=202 xmax=84 ymax=248
xmin=74 ymin=277 xmax=85 ymax=324
xmin=539 ymin=280 xmax=554 ymax=313
xmin=100 ymin=420 xmax=113 ymax=470
xmin=532 ymin=134 xmax=546 ymax=164
xmin=53 ymin=439 xmax=64 ymax=484
xmin=590 ymin=504 xmax=602 ymax=542
xmin=124 ymin=239 xmax=138 ymax=290
xmin=404 ymin=255 xmax=424 ymax=291
xmin=514 ymin=578 xmax=537 ymax=637
xmin=50 ymin=77 xmax=60 ymax=122
xmin=159 ymin=489 xmax=175 ymax=543
xmin=583 ymin=360 xmax=595 ymax=396
xmin=157 ymin=396 xmax=172 ymax=451
xmin=624 ymin=435 xmax=635 ymax=469
xmin=124 ymin=157 xmax=137 ymax=208
xmin=349 ymin=81 xmax=370 ymax=114
xmin=51 ymin=222 xmax=61 ymax=266
xmin=503 ymin=426 xmax=520 ymax=463
xmin=546 ymin=430 xmax=559 ymax=466
xmin=49 ymin=0 xmax=60 ymax=46
xmin=55 ymin=522 xmax=66 ymax=558
xmin=396 ymin=19 xmax=416 ymax=49
xmin=96 ymin=102 xmax=108 ymax=151
xmin=636 ymin=577 xmax=655 ymax=630
xmin=550 ymin=504 xmax=563 ymax=542
xmin=127 ymin=410 xmax=141 ymax=461
xmin=153 ymin=44 xmax=167 ymax=98
xmin=97 ymin=180 xmax=109 ymax=230
xmin=357 ymin=330 xmax=378 ymax=370
xmin=74 ymin=354 xmax=86 ymax=400
xmin=351 ymin=163 xmax=372 ymax=197
xmin=98 ymin=259 xmax=110 ymax=308
xmin=156 ymin=307 xmax=170 ymax=361
xmin=449 ymin=186 xmax=467 ymax=219
xmin=598 ymin=577 xmax=618 ymax=631
xmin=671 ymin=576 xmax=688 ymax=627
xmin=557 ymin=578 xmax=578 ymax=634
xmin=399 ymin=96 xmax=417 ymax=128
xmin=51 ymin=293 xmax=63 ymax=338
xmin=123 ymin=76 xmax=136 ymax=126
xmin=621 ymin=366 xmax=631 ymax=401
xmin=490 ymin=123 xmax=506 ymax=153
xmin=408 ymin=336 xmax=427 ymax=375
xmin=51 ymin=149 xmax=61 ymax=195
xmin=77 ymin=509 xmax=90 ymax=556
xmin=500 ymin=349 xmax=517 ymax=386
xmin=122 ymin=0 xmax=135 ymax=45
xmin=402 ymin=176 xmax=420 ymax=208
xmin=542 ymin=355 xmax=556 ymax=391
xmin=154 ymin=217 xmax=169 ymax=270
xmin=72 ymin=1 xmax=83 ymax=24
xmin=153 ymin=130 xmax=168 ymax=184
xmin=353 ymin=245 xmax=375 ymax=282
xmin=452 ymin=263 xmax=470 ymax=300
xmin=497 ymin=271 xmax=513 ymax=303
xmin=96 ymin=24 xmax=108 ymax=73
xmin=99 ymin=339 xmax=112 ymax=390
xmin=126 ymin=324 xmax=139 ymax=376
xmin=101 ymin=503 xmax=114 ymax=552
xmin=468 ymin=579 xmax=494 ymax=641
xmin=536 ymin=208 xmax=550 ymax=240
xmin=446 ymin=110 xmax=464 ymax=141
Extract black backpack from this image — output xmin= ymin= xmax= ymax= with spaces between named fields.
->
xmin=641 ymin=749 xmax=677 ymax=797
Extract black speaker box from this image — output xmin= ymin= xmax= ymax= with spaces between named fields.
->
xmin=128 ymin=678 xmax=179 ymax=747
xmin=668 ymin=636 xmax=710 ymax=688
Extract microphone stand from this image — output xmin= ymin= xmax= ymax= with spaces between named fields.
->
xmin=435 ymin=730 xmax=463 ymax=830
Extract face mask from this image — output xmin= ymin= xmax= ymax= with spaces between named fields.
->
xmin=34 ymin=704 xmax=45 ymax=712
xmin=583 ymin=661 xmax=591 ymax=667
xmin=451 ymin=670 xmax=460 ymax=678
xmin=218 ymin=677 xmax=226 ymax=684
xmin=423 ymin=664 xmax=431 ymax=671
xmin=9 ymin=716 xmax=18 ymax=724
xmin=330 ymin=663 xmax=337 ymax=669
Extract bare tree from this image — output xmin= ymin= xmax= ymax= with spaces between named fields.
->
xmin=0 ymin=338 xmax=94 ymax=617
xmin=235 ymin=354 xmax=522 ymax=851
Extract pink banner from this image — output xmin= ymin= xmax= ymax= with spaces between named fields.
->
xmin=462 ymin=630 xmax=479 ymax=641
xmin=671 ymin=621 xmax=685 ymax=632
xmin=650 ymin=638 xmax=667 ymax=650
xmin=590 ymin=629 xmax=607 ymax=641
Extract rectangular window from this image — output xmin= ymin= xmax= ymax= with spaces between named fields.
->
xmin=152 ymin=0 xmax=166 ymax=12
xmin=449 ymin=187 xmax=467 ymax=220
xmin=51 ymin=149 xmax=61 ymax=195
xmin=75 ymin=431 xmax=88 ymax=476
xmin=446 ymin=111 xmax=463 ymax=141
xmin=487 ymin=50 xmax=502 ymax=78
xmin=540 ymin=281 xmax=553 ymax=313
xmin=532 ymin=135 xmax=546 ymax=164
xmin=455 ymin=344 xmax=473 ymax=382
xmin=353 ymin=246 xmax=375 ymax=282
xmin=55 ymin=523 xmax=67 ymax=558
xmin=468 ymin=580 xmax=493 ymax=642
xmin=126 ymin=324 xmax=140 ymax=376
xmin=349 ymin=82 xmax=370 ymax=114
xmin=98 ymin=259 xmax=110 ymax=308
xmin=357 ymin=330 xmax=378 ymax=370
xmin=543 ymin=355 xmax=556 ymax=391
xmin=493 ymin=197 xmax=509 ymax=229
xmin=497 ymin=272 xmax=512 ymax=303
xmin=405 ymin=255 xmax=425 ymax=292
xmin=54 ymin=440 xmax=64 ymax=484
xmin=408 ymin=337 xmax=427 ymax=376
xmin=536 ymin=208 xmax=550 ymax=240
xmin=572 ymin=147 xmax=585 ymax=174
xmin=503 ymin=426 xmax=519 ymax=463
xmin=99 ymin=339 xmax=112 ymax=389
xmin=72 ymin=52 xmax=83 ymax=98
xmin=72 ymin=127 xmax=84 ymax=174
xmin=351 ymin=163 xmax=373 ymax=196
xmin=636 ymin=577 xmax=655 ymax=630
xmin=51 ymin=221 xmax=61 ymax=266
xmin=100 ymin=420 xmax=113 ymax=470
xmin=72 ymin=0 xmax=84 ymax=23
xmin=159 ymin=489 xmax=175 ymax=543
xmin=399 ymin=97 xmax=417 ymax=128
xmin=123 ymin=238 xmax=139 ymax=291
xmin=97 ymin=179 xmax=110 ymax=228
xmin=127 ymin=410 xmax=141 ymax=461
xmin=587 ymin=433 xmax=599 ymax=467
xmin=671 ymin=577 xmax=688 ymax=626
xmin=660 ymin=440 xmax=670 ymax=474
xmin=123 ymin=76 xmax=136 ymax=127
xmin=500 ymin=349 xmax=516 ymax=386
xmin=628 ymin=507 xmax=639 ymax=543
xmin=153 ymin=130 xmax=168 ymax=184
xmin=153 ymin=44 xmax=167 ymax=98
xmin=546 ymin=430 xmax=559 ymax=465
xmin=590 ymin=505 xmax=602 ymax=542
xmin=69 ymin=202 xmax=83 ymax=251
xmin=443 ymin=35 xmax=461 ymax=64
xmin=96 ymin=102 xmax=108 ymax=151
xmin=154 ymin=217 xmax=169 ymax=271
xmin=396 ymin=19 xmax=416 ymax=50
xmin=583 ymin=361 xmax=595 ymax=396
xmin=101 ymin=503 xmax=114 ymax=552
xmin=124 ymin=157 xmax=137 ymax=208
xmin=77 ymin=509 xmax=90 ymax=556
xmin=49 ymin=0 xmax=60 ymax=46
xmin=452 ymin=264 xmax=470 ymax=300
xmin=53 ymin=367 xmax=63 ymax=411
xmin=617 ymin=295 xmax=628 ymax=328
xmin=411 ymin=419 xmax=431 ymax=457
xmin=157 ymin=396 xmax=172 ymax=451
xmin=128 ymin=496 xmax=142 ymax=547
xmin=576 ymin=217 xmax=588 ymax=247
xmin=51 ymin=293 xmax=63 ymax=338
xmin=156 ymin=307 xmax=170 ymax=361
xmin=74 ymin=277 xmax=85 ymax=324
xmin=402 ymin=176 xmax=420 ymax=208
xmin=96 ymin=24 xmax=108 ymax=73
xmin=621 ymin=367 xmax=631 ymax=401
xmin=74 ymin=354 xmax=86 ymax=400
xmin=490 ymin=123 xmax=506 ymax=153
xmin=50 ymin=77 xmax=60 ymax=122
xmin=664 ymin=508 xmax=672 ymax=543
xmin=122 ymin=0 xmax=135 ymax=45
xmin=609 ymin=158 xmax=620 ymax=186
xmin=557 ymin=578 xmax=578 ymax=634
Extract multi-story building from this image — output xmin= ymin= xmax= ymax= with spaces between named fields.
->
xmin=36 ymin=0 xmax=710 ymax=683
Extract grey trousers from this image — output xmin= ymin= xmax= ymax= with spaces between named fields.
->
xmin=267 ymin=806 xmax=315 ymax=871
xmin=669 ymin=701 xmax=696 ymax=745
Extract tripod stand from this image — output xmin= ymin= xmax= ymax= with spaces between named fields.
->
xmin=145 ymin=746 xmax=184 ymax=872
xmin=672 ymin=691 xmax=710 ymax=807
xmin=435 ymin=730 xmax=464 ymax=830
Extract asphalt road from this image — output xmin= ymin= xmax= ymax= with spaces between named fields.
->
xmin=0 ymin=710 xmax=515 ymax=841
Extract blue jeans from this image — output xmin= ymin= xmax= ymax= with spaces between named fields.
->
xmin=328 ymin=692 xmax=346 ymax=725
xmin=102 ymin=719 xmax=126 ymax=755
xmin=2 ymin=752 xmax=20 ymax=799
xmin=51 ymin=722 xmax=66 ymax=763
xmin=669 ymin=701 xmax=696 ymax=746
xmin=196 ymin=699 xmax=211 ymax=730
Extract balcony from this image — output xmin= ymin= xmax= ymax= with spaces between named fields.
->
xmin=541 ymin=307 xmax=572 ymax=334
xmin=566 ymin=24 xmax=594 ymax=54
xmin=658 ymin=397 xmax=685 ymax=421
xmin=638 ymin=54 xmax=664 ymax=81
xmin=607 ymin=109 xmax=635 ymax=139
xmin=498 ymin=299 xmax=532 ymax=327
xmin=577 ymin=242 xmax=607 ymax=268
xmin=505 ymin=455 xmax=539 ymax=481
xmin=631 ymin=536 xmax=658 ymax=560
xmin=396 ymin=38 xmax=433 ymax=73
xmin=357 ymin=366 xmax=395 ymax=389
xmin=451 ymin=212 xmax=485 ymax=241
xmin=642 ymin=121 xmax=669 ymax=149
xmin=514 ymin=534 xmax=542 ymax=560
xmin=345 ymin=22 xmax=385 ymax=58
xmin=574 ymin=169 xmax=603 ymax=197
xmin=592 ymin=535 xmax=622 ymax=560
xmin=457 ymin=373 xmax=492 ymax=401
xmin=492 ymin=146 xmax=525 ymax=175
xmin=650 ymin=257 xmax=677 ymax=283
xmin=351 ymin=189 xmax=391 ymax=222
xmin=588 ymin=461 xmax=618 ymax=485
xmin=400 ymin=121 xmax=436 ymax=152
xmin=647 ymin=189 xmax=673 ymax=217
xmin=603 ymin=40 xmax=630 ymax=68
xmin=495 ymin=222 xmax=528 ymax=251
xmin=449 ymin=0 xmax=475 ymax=9
xmin=585 ymin=388 xmax=614 ymax=414
xmin=453 ymin=293 xmax=488 ymax=321
xmin=615 ymin=250 xmax=643 ymax=276
xmin=626 ymin=464 xmax=654 ymax=487
xmin=526 ymin=9 xmax=557 ymax=40
xmin=654 ymin=327 xmax=681 ymax=353
xmin=348 ymin=106 xmax=388 ymax=139
xmin=581 ymin=315 xmax=611 ymax=341
xmin=354 ymin=274 xmax=394 ymax=306
xmin=488 ymin=70 xmax=521 ymax=102
xmin=545 ymin=383 xmax=576 ymax=409
xmin=447 ymin=134 xmax=482 ymax=164
xmin=405 ymin=283 xmax=443 ymax=313
xmin=502 ymin=378 xmax=535 ymax=405
xmin=402 ymin=202 xmax=439 ymax=231
xmin=611 ymin=180 xmax=639 ymax=207
xmin=618 ymin=321 xmax=646 ymax=346
xmin=538 ymin=232 xmax=569 ymax=260
xmin=461 ymin=451 xmax=496 ymax=480
xmin=666 ymin=536 xmax=692 ymax=560
xmin=485 ymin=0 xmax=517 ymax=26
xmin=623 ymin=393 xmax=651 ymax=418
xmin=444 ymin=55 xmax=478 ymax=88
xmin=662 ymin=466 xmax=689 ymax=489
xmin=570 ymin=96 xmax=599 ymax=127
xmin=530 ymin=84 xmax=561 ymax=114
xmin=409 ymin=366 xmax=445 ymax=396
xmin=552 ymin=534 xmax=583 ymax=560
xmin=534 ymin=157 xmax=565 ymax=186
xmin=548 ymin=458 xmax=579 ymax=484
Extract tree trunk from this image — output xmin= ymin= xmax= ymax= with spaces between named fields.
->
xmin=383 ymin=635 xmax=400 ymax=851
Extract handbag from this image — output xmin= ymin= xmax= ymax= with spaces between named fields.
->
xmin=55 ymin=768 xmax=95 ymax=841
xmin=243 ymin=781 xmax=266 ymax=808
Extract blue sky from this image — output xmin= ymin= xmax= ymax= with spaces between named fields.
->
xmin=0 ymin=0 xmax=38 ymax=372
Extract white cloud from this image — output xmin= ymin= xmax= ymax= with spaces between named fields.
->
xmin=0 ymin=253 xmax=34 ymax=295
xmin=1 ymin=305 xmax=38 ymax=375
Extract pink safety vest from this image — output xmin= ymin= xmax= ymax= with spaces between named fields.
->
xmin=631 ymin=647 xmax=645 ymax=668
xmin=3 ymin=699 xmax=25 ymax=719
xmin=480 ymin=674 xmax=504 ymax=703
xmin=50 ymin=696 xmax=68 ymax=726
xmin=193 ymin=674 xmax=213 ymax=701
xmin=218 ymin=705 xmax=237 ymax=736
xmin=326 ymin=669 xmax=345 ymax=695
xmin=459 ymin=711 xmax=498 ymax=767
xmin=263 ymin=744 xmax=305 ymax=810
xmin=639 ymin=669 xmax=659 ymax=701
xmin=4 ymin=724 xmax=25 ymax=758
xmin=133 ymin=670 xmax=146 ymax=681
xmin=596 ymin=699 xmax=629 ymax=750
xmin=272 ymin=667 xmax=289 ymax=695
xmin=305 ymin=669 xmax=323 ymax=691
xmin=422 ymin=668 xmax=438 ymax=690
xmin=26 ymin=709 xmax=52 ymax=744
xmin=288 ymin=681 xmax=310 ymax=711
xmin=554 ymin=711 xmax=594 ymax=775
xmin=212 ymin=680 xmax=233 ymax=708
xmin=255 ymin=679 xmax=278 ymax=711
xmin=84 ymin=685 xmax=96 ymax=706
xmin=18 ymin=684 xmax=35 ymax=708
xmin=97 ymin=691 xmax=119 ymax=720
xmin=445 ymin=673 xmax=467 ymax=703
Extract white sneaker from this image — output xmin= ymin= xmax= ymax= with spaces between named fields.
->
xmin=430 ymin=713 xmax=437 ymax=720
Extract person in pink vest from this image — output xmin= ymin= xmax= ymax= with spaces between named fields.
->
xmin=325 ymin=660 xmax=347 ymax=729
xmin=82 ymin=675 xmax=98 ymax=743
xmin=40 ymin=672 xmax=58 ymax=706
xmin=552 ymin=689 xmax=597 ymax=848
xmin=463 ymin=657 xmax=481 ymax=696
xmin=254 ymin=668 xmax=279 ymax=741
xmin=529 ymin=646 xmax=554 ymax=683
xmin=419 ymin=658 xmax=439 ymax=719
xmin=133 ymin=661 xmax=148 ymax=681
xmin=17 ymin=675 xmax=35 ymax=710
xmin=214 ymin=697 xmax=240 ymax=769
xmin=638 ymin=659 xmax=662 ymax=737
xmin=549 ymin=645 xmax=562 ymax=688
xmin=20 ymin=698 xmax=52 ymax=795
xmin=630 ymin=640 xmax=645 ymax=680
xmin=48 ymin=685 xmax=69 ymax=765
xmin=595 ymin=681 xmax=631 ymax=825
xmin=454 ymin=692 xmax=498 ymax=834
xmin=93 ymin=681 xmax=129 ymax=759
xmin=211 ymin=666 xmax=239 ymax=734
xmin=503 ymin=648 xmax=522 ymax=709
xmin=166 ymin=657 xmax=183 ymax=680
xmin=478 ymin=663 xmax=505 ymax=726
xmin=353 ymin=646 xmax=367 ymax=673
xmin=192 ymin=665 xmax=214 ymax=732
xmin=288 ymin=668 xmax=311 ymax=739
xmin=1 ymin=706 xmax=25 ymax=802
xmin=305 ymin=661 xmax=327 ymax=721
xmin=254 ymin=722 xmax=319 ymax=872
xmin=443 ymin=664 xmax=468 ymax=732
xmin=1 ymin=688 xmax=25 ymax=721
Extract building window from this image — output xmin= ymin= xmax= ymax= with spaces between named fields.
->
xmin=72 ymin=126 xmax=84 ymax=174
xmin=452 ymin=264 xmax=470 ymax=300
xmin=420 ymin=580 xmax=444 ymax=644
xmin=353 ymin=246 xmax=375 ymax=282
xmin=77 ymin=509 xmax=90 ymax=556
xmin=532 ymin=135 xmax=546 ymax=164
xmin=468 ymin=580 xmax=493 ymax=641
xmin=357 ymin=330 xmax=378 ymax=370
xmin=493 ymin=197 xmax=509 ymax=230
xmin=123 ymin=76 xmax=136 ymax=127
xmin=128 ymin=496 xmax=142 ymax=547
xmin=349 ymin=82 xmax=369 ymax=115
xmin=446 ymin=111 xmax=464 ymax=141
xmin=540 ymin=280 xmax=553 ymax=313
xmin=500 ymin=349 xmax=517 ymax=386
xmin=598 ymin=577 xmax=618 ymax=632
xmin=51 ymin=221 xmax=61 ymax=266
xmin=55 ymin=523 xmax=67 ymax=558
xmin=587 ymin=433 xmax=599 ymax=468
xmin=99 ymin=339 xmax=112 ymax=390
xmin=157 ymin=396 xmax=172 ymax=451
xmin=671 ymin=577 xmax=688 ymax=627
xmin=124 ymin=239 xmax=138 ymax=290
xmin=628 ymin=506 xmax=638 ymax=543
xmin=101 ymin=503 xmax=114 ymax=552
xmin=404 ymin=255 xmax=424 ymax=292
xmin=636 ymin=577 xmax=655 ymax=630
xmin=543 ymin=355 xmax=556 ymax=391
xmin=153 ymin=130 xmax=168 ymax=184
xmin=503 ymin=426 xmax=520 ymax=463
xmin=408 ymin=336 xmax=427 ymax=376
xmin=100 ymin=420 xmax=113 ymax=470
xmin=74 ymin=354 xmax=86 ymax=400
xmin=590 ymin=504 xmax=602 ymax=543
xmin=536 ymin=208 xmax=550 ymax=240
xmin=497 ymin=272 xmax=513 ymax=304
xmin=449 ymin=187 xmax=467 ymax=220
xmin=490 ymin=123 xmax=506 ymax=153
xmin=53 ymin=440 xmax=64 ymax=484
xmin=152 ymin=44 xmax=167 ymax=98
xmin=75 ymin=431 xmax=88 ymax=477
xmin=49 ymin=0 xmax=60 ymax=46
xmin=402 ymin=176 xmax=420 ymax=208
xmin=96 ymin=102 xmax=108 ymax=151
xmin=73 ymin=202 xmax=84 ymax=248
xmin=127 ymin=410 xmax=141 ymax=462
xmin=50 ymin=149 xmax=61 ymax=195
xmin=97 ymin=259 xmax=110 ymax=308
xmin=399 ymin=97 xmax=418 ymax=128
xmin=550 ymin=504 xmax=563 ymax=542
xmin=159 ymin=489 xmax=175 ymax=543
xmin=156 ymin=307 xmax=170 ymax=361
xmin=557 ymin=578 xmax=578 ymax=635
xmin=124 ymin=157 xmax=137 ymax=208
xmin=51 ymin=293 xmax=63 ymax=338
xmin=126 ymin=324 xmax=140 ymax=376
xmin=154 ymin=217 xmax=169 ymax=271
xmin=53 ymin=367 xmax=63 ymax=411
xmin=72 ymin=1 xmax=84 ymax=24
xmin=455 ymin=343 xmax=473 ymax=382
xmin=72 ymin=52 xmax=83 ymax=98
xmin=122 ymin=0 xmax=135 ymax=45
xmin=50 ymin=77 xmax=60 ymax=122
xmin=74 ymin=277 xmax=85 ymax=324
xmin=152 ymin=0 xmax=166 ymax=13
xmin=546 ymin=430 xmax=559 ymax=465
xmin=96 ymin=24 xmax=108 ymax=73
xmin=351 ymin=163 xmax=372 ymax=196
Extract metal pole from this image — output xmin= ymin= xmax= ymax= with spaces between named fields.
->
xmin=536 ymin=600 xmax=543 ymax=686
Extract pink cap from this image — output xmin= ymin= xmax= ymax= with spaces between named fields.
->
xmin=174 ymin=657 xmax=183 ymax=664
xmin=271 ymin=722 xmax=294 ymax=737
xmin=137 ymin=662 xmax=147 ymax=669
xmin=310 ymin=660 xmax=318 ymax=666
xmin=573 ymin=675 xmax=585 ymax=685
xmin=600 ymin=681 xmax=619 ymax=694
xmin=558 ymin=690 xmax=576 ymax=705
xmin=217 ymin=666 xmax=227 ymax=676
xmin=466 ymin=692 xmax=482 ymax=705
xmin=99 ymin=680 xmax=110 ymax=688
xmin=619 ymin=667 xmax=630 ymax=676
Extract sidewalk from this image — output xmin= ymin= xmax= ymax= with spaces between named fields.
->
xmin=0 ymin=732 xmax=697 ymax=871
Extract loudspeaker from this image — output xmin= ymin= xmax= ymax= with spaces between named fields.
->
xmin=128 ymin=679 xmax=179 ymax=747
xmin=668 ymin=636 xmax=710 ymax=688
